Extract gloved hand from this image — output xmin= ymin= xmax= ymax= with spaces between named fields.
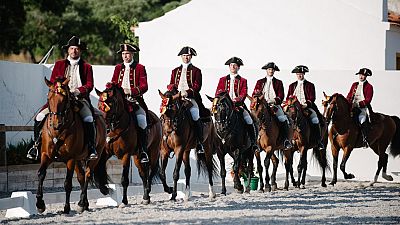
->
xmin=267 ymin=99 xmax=275 ymax=104
xmin=123 ymin=88 xmax=131 ymax=95
xmin=73 ymin=89 xmax=80 ymax=97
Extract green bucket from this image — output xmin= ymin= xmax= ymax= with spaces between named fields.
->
xmin=243 ymin=177 xmax=259 ymax=190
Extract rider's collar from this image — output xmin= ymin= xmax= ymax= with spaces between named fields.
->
xmin=67 ymin=56 xmax=80 ymax=65
xmin=123 ymin=60 xmax=134 ymax=68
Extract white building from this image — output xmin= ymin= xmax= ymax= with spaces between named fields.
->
xmin=136 ymin=0 xmax=400 ymax=71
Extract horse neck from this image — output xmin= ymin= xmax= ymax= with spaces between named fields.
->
xmin=331 ymin=97 xmax=353 ymax=127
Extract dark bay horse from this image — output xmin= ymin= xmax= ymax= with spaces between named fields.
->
xmin=285 ymin=95 xmax=329 ymax=188
xmin=322 ymin=93 xmax=400 ymax=186
xmin=248 ymin=94 xmax=297 ymax=191
xmin=37 ymin=77 xmax=109 ymax=214
xmin=96 ymin=83 xmax=162 ymax=205
xmin=159 ymin=90 xmax=218 ymax=201
xmin=207 ymin=92 xmax=255 ymax=194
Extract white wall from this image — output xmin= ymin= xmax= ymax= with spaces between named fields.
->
xmin=136 ymin=0 xmax=397 ymax=71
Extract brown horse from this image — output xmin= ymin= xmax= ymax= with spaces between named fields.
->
xmin=248 ymin=94 xmax=297 ymax=191
xmin=96 ymin=83 xmax=162 ymax=205
xmin=207 ymin=92 xmax=255 ymax=194
xmin=285 ymin=95 xmax=329 ymax=188
xmin=322 ymin=93 xmax=400 ymax=186
xmin=37 ymin=77 xmax=109 ymax=214
xmin=159 ymin=90 xmax=218 ymax=201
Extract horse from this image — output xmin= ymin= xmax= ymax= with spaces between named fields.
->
xmin=322 ymin=93 xmax=400 ymax=186
xmin=96 ymin=83 xmax=162 ymax=205
xmin=37 ymin=77 xmax=109 ymax=214
xmin=285 ymin=95 xmax=329 ymax=188
xmin=247 ymin=94 xmax=297 ymax=191
xmin=159 ymin=90 xmax=218 ymax=201
xmin=207 ymin=92 xmax=255 ymax=194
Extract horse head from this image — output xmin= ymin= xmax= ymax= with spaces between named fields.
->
xmin=247 ymin=93 xmax=272 ymax=124
xmin=323 ymin=92 xmax=351 ymax=125
xmin=285 ymin=95 xmax=302 ymax=122
xmin=159 ymin=89 xmax=182 ymax=133
xmin=95 ymin=82 xmax=126 ymax=129
xmin=207 ymin=91 xmax=234 ymax=133
xmin=45 ymin=77 xmax=73 ymax=130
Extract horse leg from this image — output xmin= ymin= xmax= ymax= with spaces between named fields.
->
xmin=233 ymin=149 xmax=243 ymax=193
xmin=217 ymin=151 xmax=227 ymax=195
xmin=329 ymin=142 xmax=340 ymax=186
xmin=120 ymin=154 xmax=131 ymax=207
xmin=160 ymin=152 xmax=173 ymax=194
xmin=171 ymin=150 xmax=184 ymax=201
xmin=137 ymin=158 xmax=150 ymax=205
xmin=340 ymin=147 xmax=355 ymax=180
xmin=63 ymin=159 xmax=75 ymax=214
xmin=264 ymin=151 xmax=272 ymax=192
xmin=255 ymin=151 xmax=264 ymax=193
xmin=204 ymin=148 xmax=216 ymax=200
xmin=296 ymin=147 xmax=306 ymax=189
xmin=244 ymin=152 xmax=254 ymax=194
xmin=319 ymin=148 xmax=327 ymax=187
xmin=271 ymin=153 xmax=279 ymax=191
xmin=381 ymin=153 xmax=393 ymax=181
xmin=76 ymin=161 xmax=89 ymax=213
xmin=182 ymin=150 xmax=192 ymax=201
xmin=36 ymin=157 xmax=51 ymax=213
xmin=300 ymin=150 xmax=308 ymax=188
xmin=289 ymin=150 xmax=296 ymax=187
xmin=283 ymin=150 xmax=291 ymax=191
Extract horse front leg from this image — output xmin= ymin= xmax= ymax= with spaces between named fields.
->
xmin=182 ymin=150 xmax=192 ymax=201
xmin=217 ymin=151 xmax=227 ymax=195
xmin=63 ymin=159 xmax=75 ymax=214
xmin=171 ymin=149 xmax=184 ymax=201
xmin=76 ymin=161 xmax=89 ymax=213
xmin=264 ymin=151 xmax=272 ymax=192
xmin=340 ymin=146 xmax=355 ymax=180
xmin=300 ymin=150 xmax=308 ymax=188
xmin=36 ymin=156 xmax=51 ymax=213
xmin=120 ymin=154 xmax=131 ymax=207
xmin=233 ymin=149 xmax=243 ymax=193
xmin=270 ymin=153 xmax=279 ymax=191
xmin=329 ymin=142 xmax=340 ymax=186
xmin=296 ymin=147 xmax=306 ymax=188
xmin=283 ymin=150 xmax=291 ymax=191
xmin=255 ymin=150 xmax=264 ymax=193
xmin=137 ymin=157 xmax=150 ymax=205
xmin=160 ymin=151 xmax=173 ymax=194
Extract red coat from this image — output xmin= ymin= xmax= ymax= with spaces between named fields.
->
xmin=252 ymin=77 xmax=285 ymax=105
xmin=286 ymin=80 xmax=316 ymax=106
xmin=167 ymin=64 xmax=202 ymax=98
xmin=50 ymin=59 xmax=93 ymax=99
xmin=111 ymin=63 xmax=148 ymax=97
xmin=215 ymin=75 xmax=248 ymax=105
xmin=346 ymin=81 xmax=373 ymax=108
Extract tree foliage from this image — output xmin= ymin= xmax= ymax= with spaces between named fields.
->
xmin=1 ymin=0 xmax=190 ymax=64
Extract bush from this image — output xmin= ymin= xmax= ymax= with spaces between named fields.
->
xmin=0 ymin=139 xmax=38 ymax=166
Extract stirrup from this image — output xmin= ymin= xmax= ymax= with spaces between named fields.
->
xmin=284 ymin=139 xmax=292 ymax=149
xmin=26 ymin=144 xmax=39 ymax=160
xmin=89 ymin=152 xmax=98 ymax=160
xmin=140 ymin=152 xmax=149 ymax=163
xmin=363 ymin=140 xmax=369 ymax=149
xmin=318 ymin=141 xmax=325 ymax=150
xmin=196 ymin=144 xmax=205 ymax=154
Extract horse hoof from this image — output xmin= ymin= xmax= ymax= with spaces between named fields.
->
xmin=221 ymin=191 xmax=227 ymax=196
xmin=300 ymin=184 xmax=305 ymax=189
xmin=345 ymin=174 xmax=355 ymax=179
xmin=118 ymin=203 xmax=127 ymax=208
xmin=234 ymin=189 xmax=244 ymax=194
xmin=271 ymin=184 xmax=278 ymax=191
xmin=63 ymin=207 xmax=70 ymax=214
xmin=283 ymin=187 xmax=289 ymax=191
xmin=37 ymin=207 xmax=45 ymax=214
xmin=369 ymin=182 xmax=375 ymax=187
xmin=382 ymin=174 xmax=393 ymax=181
xmin=141 ymin=199 xmax=150 ymax=205
xmin=77 ymin=206 xmax=85 ymax=214
xmin=258 ymin=189 xmax=264 ymax=193
xmin=321 ymin=183 xmax=327 ymax=188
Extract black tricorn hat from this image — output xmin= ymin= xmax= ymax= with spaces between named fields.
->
xmin=62 ymin=36 xmax=87 ymax=51
xmin=355 ymin=68 xmax=372 ymax=76
xmin=291 ymin=65 xmax=309 ymax=73
xmin=225 ymin=57 xmax=244 ymax=66
xmin=178 ymin=46 xmax=197 ymax=56
xmin=262 ymin=62 xmax=280 ymax=71
xmin=116 ymin=43 xmax=140 ymax=54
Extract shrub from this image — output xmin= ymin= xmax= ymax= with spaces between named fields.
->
xmin=0 ymin=139 xmax=38 ymax=166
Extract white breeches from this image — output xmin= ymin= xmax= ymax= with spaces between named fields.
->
xmin=243 ymin=109 xmax=253 ymax=124
xmin=188 ymin=98 xmax=200 ymax=121
xmin=358 ymin=107 xmax=368 ymax=124
xmin=309 ymin=108 xmax=319 ymax=124
xmin=135 ymin=106 xmax=147 ymax=129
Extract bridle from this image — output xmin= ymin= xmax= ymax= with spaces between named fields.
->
xmin=47 ymin=84 xmax=74 ymax=130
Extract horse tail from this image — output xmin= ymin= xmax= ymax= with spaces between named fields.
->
xmin=389 ymin=116 xmax=400 ymax=157
xmin=312 ymin=147 xmax=331 ymax=174
xmin=93 ymin=151 xmax=112 ymax=195
xmin=196 ymin=152 xmax=219 ymax=179
xmin=150 ymin=157 xmax=161 ymax=184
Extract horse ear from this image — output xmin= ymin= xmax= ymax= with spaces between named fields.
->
xmin=44 ymin=77 xmax=52 ymax=87
xmin=158 ymin=89 xmax=165 ymax=99
xmin=206 ymin=94 xmax=214 ymax=102
xmin=62 ymin=78 xmax=70 ymax=86
xmin=95 ymin=88 xmax=102 ymax=97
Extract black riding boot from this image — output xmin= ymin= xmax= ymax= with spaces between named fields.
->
xmin=84 ymin=122 xmax=98 ymax=160
xmin=27 ymin=119 xmax=44 ymax=160
xmin=138 ymin=127 xmax=149 ymax=163
xmin=313 ymin=123 xmax=325 ymax=150
xmin=281 ymin=121 xmax=293 ymax=149
xmin=360 ymin=122 xmax=369 ymax=148
xmin=246 ymin=123 xmax=259 ymax=152
xmin=193 ymin=120 xmax=205 ymax=154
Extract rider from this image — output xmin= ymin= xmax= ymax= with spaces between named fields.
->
xmin=111 ymin=43 xmax=150 ymax=163
xmin=346 ymin=68 xmax=373 ymax=148
xmin=167 ymin=46 xmax=205 ymax=154
xmin=215 ymin=56 xmax=258 ymax=152
xmin=27 ymin=36 xmax=98 ymax=160
xmin=286 ymin=65 xmax=325 ymax=150
xmin=252 ymin=62 xmax=292 ymax=149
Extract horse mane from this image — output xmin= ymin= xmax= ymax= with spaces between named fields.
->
xmin=331 ymin=93 xmax=351 ymax=112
